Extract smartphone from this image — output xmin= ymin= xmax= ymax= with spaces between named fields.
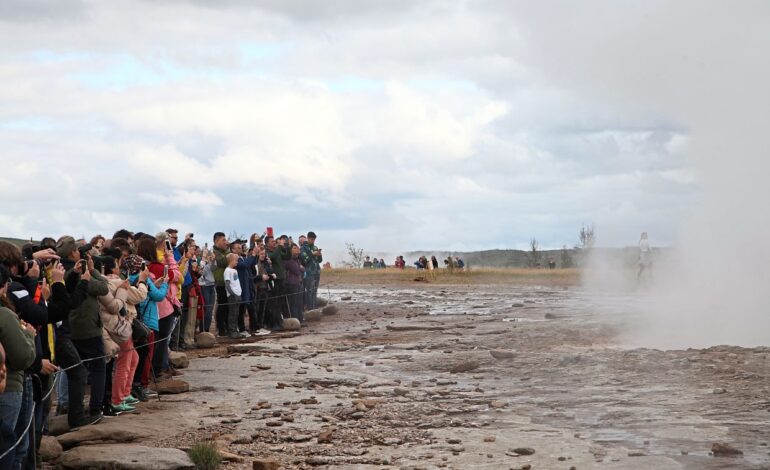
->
xmin=266 ymin=227 xmax=274 ymax=238
xmin=141 ymin=261 xmax=147 ymax=272
xmin=165 ymin=240 xmax=173 ymax=251
xmin=163 ymin=265 xmax=169 ymax=278
xmin=80 ymin=260 xmax=88 ymax=272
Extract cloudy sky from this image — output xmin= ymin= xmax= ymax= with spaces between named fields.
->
xmin=2 ymin=0 xmax=763 ymax=256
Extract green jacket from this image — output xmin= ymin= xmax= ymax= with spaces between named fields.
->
xmin=0 ymin=306 xmax=36 ymax=392
xmin=267 ymin=245 xmax=291 ymax=280
xmin=69 ymin=273 xmax=109 ymax=340
xmin=300 ymin=243 xmax=323 ymax=274
xmin=213 ymin=246 xmax=230 ymax=286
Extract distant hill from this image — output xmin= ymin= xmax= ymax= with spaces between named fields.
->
xmin=0 ymin=237 xmax=34 ymax=248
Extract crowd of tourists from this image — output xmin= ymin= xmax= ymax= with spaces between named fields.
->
xmin=0 ymin=228 xmax=322 ymax=469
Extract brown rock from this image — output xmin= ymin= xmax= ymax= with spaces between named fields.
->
xmin=40 ymin=435 xmax=63 ymax=461
xmin=489 ymin=400 xmax=506 ymax=409
xmin=449 ymin=361 xmax=480 ymax=373
xmin=512 ymin=447 xmax=535 ymax=456
xmin=712 ymin=442 xmax=743 ymax=457
xmin=489 ymin=349 xmax=515 ymax=360
xmin=169 ymin=350 xmax=190 ymax=369
xmin=57 ymin=426 xmax=141 ymax=449
xmin=318 ymin=429 xmax=335 ymax=443
xmin=195 ymin=332 xmax=217 ymax=348
xmin=393 ymin=387 xmax=409 ymax=396
xmin=282 ymin=318 xmax=301 ymax=331
xmin=149 ymin=379 xmax=190 ymax=394
xmin=253 ymin=458 xmax=281 ymax=470
xmin=322 ymin=305 xmax=339 ymax=316
xmin=483 ymin=436 xmax=496 ymax=443
xmin=305 ymin=309 xmax=322 ymax=322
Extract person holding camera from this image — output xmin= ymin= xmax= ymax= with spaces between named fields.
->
xmin=300 ymin=232 xmax=323 ymax=310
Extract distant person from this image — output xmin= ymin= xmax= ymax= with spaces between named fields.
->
xmin=363 ymin=256 xmax=373 ymax=269
xmin=395 ymin=256 xmax=405 ymax=269
xmin=638 ymin=232 xmax=652 ymax=280
xmin=548 ymin=257 xmax=556 ymax=269
xmin=456 ymin=258 xmax=465 ymax=269
xmin=431 ymin=256 xmax=439 ymax=269
xmin=223 ymin=253 xmax=242 ymax=339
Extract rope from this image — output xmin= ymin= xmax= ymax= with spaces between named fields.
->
xmin=0 ymin=281 xmax=329 ymax=460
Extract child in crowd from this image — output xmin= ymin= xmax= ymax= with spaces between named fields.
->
xmin=224 ymin=253 xmax=242 ymax=339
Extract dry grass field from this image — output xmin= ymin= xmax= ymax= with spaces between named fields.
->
xmin=321 ymin=266 xmax=581 ymax=286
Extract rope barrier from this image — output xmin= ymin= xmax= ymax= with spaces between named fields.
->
xmin=0 ymin=280 xmax=331 ymax=461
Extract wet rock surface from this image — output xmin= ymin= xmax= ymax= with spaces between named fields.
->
xmin=53 ymin=283 xmax=770 ymax=470
xmin=58 ymin=444 xmax=194 ymax=469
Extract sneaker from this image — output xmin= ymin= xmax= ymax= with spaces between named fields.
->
xmin=229 ymin=332 xmax=241 ymax=339
xmin=143 ymin=387 xmax=158 ymax=397
xmin=102 ymin=404 xmax=122 ymax=417
xmin=239 ymin=331 xmax=250 ymax=338
xmin=122 ymin=395 xmax=140 ymax=406
xmin=70 ymin=412 xmax=103 ymax=430
xmin=112 ymin=402 xmax=136 ymax=413
xmin=131 ymin=385 xmax=148 ymax=402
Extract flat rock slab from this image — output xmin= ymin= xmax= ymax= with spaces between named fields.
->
xmin=58 ymin=444 xmax=194 ymax=469
xmin=40 ymin=435 xmax=63 ymax=461
xmin=489 ymin=349 xmax=515 ymax=359
xmin=57 ymin=426 xmax=141 ymax=449
xmin=149 ymin=379 xmax=190 ymax=394
xmin=386 ymin=324 xmax=447 ymax=332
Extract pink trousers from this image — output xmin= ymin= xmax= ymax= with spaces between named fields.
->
xmin=112 ymin=338 xmax=139 ymax=404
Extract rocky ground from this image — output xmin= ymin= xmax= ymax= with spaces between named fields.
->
xmin=45 ymin=281 xmax=770 ymax=470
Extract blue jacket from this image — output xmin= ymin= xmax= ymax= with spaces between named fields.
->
xmin=134 ymin=274 xmax=168 ymax=332
xmin=236 ymin=255 xmax=257 ymax=302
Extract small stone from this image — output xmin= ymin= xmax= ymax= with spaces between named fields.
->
xmin=512 ymin=447 xmax=535 ymax=456
xmin=449 ymin=361 xmax=479 ymax=373
xmin=489 ymin=349 xmax=515 ymax=360
xmin=169 ymin=350 xmax=190 ymax=368
xmin=252 ymin=458 xmax=281 ymax=470
xmin=266 ymin=421 xmax=283 ymax=427
xmin=305 ymin=309 xmax=322 ymax=322
xmin=490 ymin=400 xmax=506 ymax=409
xmin=447 ymin=438 xmax=462 ymax=444
xmin=711 ymin=442 xmax=743 ymax=457
xmin=712 ymin=388 xmax=727 ymax=394
xmin=318 ymin=429 xmax=334 ymax=443
xmin=628 ymin=451 xmax=645 ymax=457
xmin=393 ymin=387 xmax=409 ymax=396
xmin=521 ymin=465 xmax=531 ymax=470
xmin=558 ymin=456 xmax=567 ymax=461
xmin=483 ymin=436 xmax=496 ymax=443
xmin=257 ymin=365 xmax=271 ymax=370
xmin=149 ymin=379 xmax=190 ymax=394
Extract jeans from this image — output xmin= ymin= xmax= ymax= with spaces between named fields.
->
xmin=254 ymin=289 xmax=268 ymax=331
xmin=55 ymin=339 xmax=87 ymax=427
xmin=287 ymin=283 xmax=304 ymax=321
xmin=215 ymin=286 xmax=228 ymax=336
xmin=200 ymin=285 xmax=215 ymax=333
xmin=303 ymin=272 xmax=320 ymax=310
xmin=152 ymin=316 xmax=174 ymax=376
xmin=72 ymin=337 xmax=106 ymax=416
xmin=14 ymin=376 xmax=33 ymax=470
xmin=227 ymin=294 xmax=240 ymax=336
xmin=134 ymin=332 xmax=153 ymax=388
xmin=0 ymin=389 xmax=23 ymax=470
xmin=55 ymin=372 xmax=68 ymax=410
xmin=172 ymin=284 xmax=191 ymax=347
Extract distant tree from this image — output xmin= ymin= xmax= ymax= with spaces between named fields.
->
xmin=229 ymin=230 xmax=245 ymax=242
xmin=560 ymin=245 xmax=573 ymax=268
xmin=527 ymin=238 xmax=541 ymax=268
xmin=343 ymin=242 xmax=365 ymax=269
xmin=578 ymin=224 xmax=596 ymax=251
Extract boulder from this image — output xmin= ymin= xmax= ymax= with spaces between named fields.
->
xmin=40 ymin=435 xmax=63 ymax=461
xmin=58 ymin=444 xmax=193 ymax=469
xmin=57 ymin=426 xmax=141 ymax=449
xmin=149 ymin=379 xmax=190 ymax=394
xmin=195 ymin=332 xmax=217 ymax=349
xmin=282 ymin=318 xmax=301 ymax=331
xmin=48 ymin=415 xmax=70 ymax=436
xmin=322 ymin=305 xmax=338 ymax=316
xmin=489 ymin=349 xmax=515 ymax=360
xmin=169 ymin=350 xmax=190 ymax=369
xmin=315 ymin=297 xmax=329 ymax=307
xmin=253 ymin=458 xmax=281 ymax=470
xmin=305 ymin=309 xmax=322 ymax=322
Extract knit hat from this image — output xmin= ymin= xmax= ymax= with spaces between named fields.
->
xmin=121 ymin=254 xmax=144 ymax=275
xmin=55 ymin=236 xmax=77 ymax=258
